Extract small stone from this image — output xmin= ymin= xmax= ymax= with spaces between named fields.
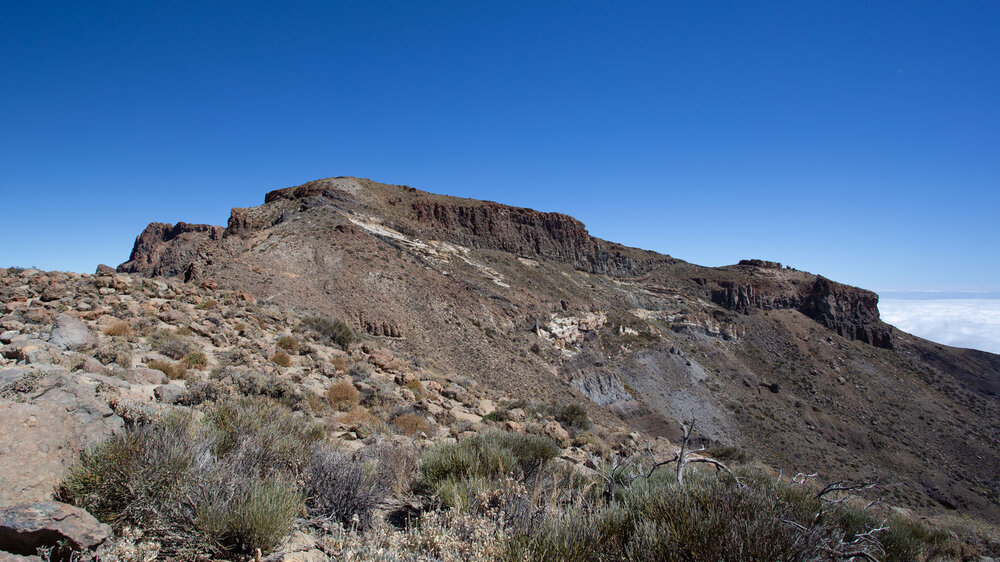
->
xmin=125 ymin=368 xmax=168 ymax=386
xmin=504 ymin=421 xmax=526 ymax=433
xmin=153 ymin=384 xmax=185 ymax=404
xmin=543 ymin=421 xmax=571 ymax=446
xmin=368 ymin=348 xmax=394 ymax=371
xmin=477 ymin=399 xmax=496 ymax=416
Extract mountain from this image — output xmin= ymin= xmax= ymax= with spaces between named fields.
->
xmin=116 ymin=176 xmax=1000 ymax=521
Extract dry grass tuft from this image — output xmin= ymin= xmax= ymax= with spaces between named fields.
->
xmin=146 ymin=359 xmax=187 ymax=380
xmin=269 ymin=351 xmax=292 ymax=368
xmin=392 ymin=412 xmax=431 ymax=437
xmin=326 ymin=380 xmax=360 ymax=411
xmin=102 ymin=321 xmax=132 ymax=337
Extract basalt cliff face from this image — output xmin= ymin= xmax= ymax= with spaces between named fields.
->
xmin=119 ymin=176 xmax=1000 ymax=520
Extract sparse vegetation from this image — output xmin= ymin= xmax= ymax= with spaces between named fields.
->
xmin=301 ymin=315 xmax=355 ymax=349
xmin=182 ymin=351 xmax=208 ymax=369
xmin=269 ymin=350 xmax=292 ymax=367
xmin=146 ymin=359 xmax=188 ymax=379
xmin=3 ymin=267 xmax=995 ymax=562
xmin=327 ymin=380 xmax=360 ymax=411
xmin=276 ymin=335 xmax=299 ymax=354
xmin=94 ymin=337 xmax=132 ymax=368
xmin=392 ymin=411 xmax=431 ymax=437
xmin=101 ymin=320 xmax=132 ymax=337
xmin=57 ymin=400 xmax=322 ymax=558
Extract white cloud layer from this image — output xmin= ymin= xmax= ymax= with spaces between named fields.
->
xmin=879 ymin=299 xmax=1000 ymax=354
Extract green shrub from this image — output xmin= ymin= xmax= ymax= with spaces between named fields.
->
xmin=302 ymin=316 xmax=355 ymax=349
xmin=702 ymin=444 xmax=751 ymax=464
xmin=57 ymin=399 xmax=321 ymax=559
xmin=276 ymin=335 xmax=299 ymax=354
xmin=421 ymin=430 xmax=560 ymax=490
xmin=505 ymin=470 xmax=833 ymax=561
xmin=204 ymin=398 xmax=325 ymax=473
xmin=182 ymin=351 xmax=208 ymax=369
xmin=504 ymin=465 xmax=954 ymax=562
xmin=194 ymin=299 xmax=217 ymax=310
xmin=195 ymin=475 xmax=300 ymax=556
xmin=556 ymin=403 xmax=591 ymax=432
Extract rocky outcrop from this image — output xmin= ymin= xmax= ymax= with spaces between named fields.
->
xmin=117 ymin=222 xmax=223 ymax=278
xmin=800 ymin=277 xmax=893 ymax=348
xmin=410 ymin=201 xmax=664 ymax=277
xmin=711 ymin=283 xmax=801 ymax=314
xmin=738 ymin=259 xmax=782 ymax=269
xmin=711 ymin=277 xmax=893 ymax=348
xmin=224 ymin=207 xmax=272 ymax=236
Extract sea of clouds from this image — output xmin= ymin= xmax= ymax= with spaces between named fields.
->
xmin=878 ymin=298 xmax=1000 ymax=354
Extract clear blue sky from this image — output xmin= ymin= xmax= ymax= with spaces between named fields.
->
xmin=2 ymin=1 xmax=997 ymax=292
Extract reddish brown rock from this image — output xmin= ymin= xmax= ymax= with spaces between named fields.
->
xmin=117 ymin=222 xmax=224 ymax=278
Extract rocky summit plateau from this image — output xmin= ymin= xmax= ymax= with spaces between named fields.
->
xmin=2 ymin=176 xmax=999 ymax=561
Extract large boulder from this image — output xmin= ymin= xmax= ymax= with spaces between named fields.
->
xmin=47 ymin=315 xmax=96 ymax=351
xmin=0 ymin=368 xmax=123 ymax=504
xmin=0 ymin=502 xmax=110 ymax=555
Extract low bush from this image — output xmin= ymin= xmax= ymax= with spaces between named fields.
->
xmin=327 ymin=380 xmax=360 ymax=411
xmin=421 ymin=430 xmax=560 ymax=491
xmin=330 ymin=356 xmax=348 ymax=373
xmin=151 ymin=329 xmax=193 ymax=360
xmin=57 ymin=400 xmax=320 ymax=559
xmin=702 ymin=444 xmax=751 ymax=464
xmin=276 ymin=335 xmax=299 ymax=354
xmin=404 ymin=379 xmax=426 ymax=399
xmin=204 ymin=398 xmax=325 ymax=473
xmin=195 ymin=299 xmax=217 ymax=310
xmin=182 ymin=351 xmax=208 ymax=369
xmin=503 ymin=463 xmax=955 ymax=562
xmin=302 ymin=316 xmax=355 ymax=349
xmin=146 ymin=359 xmax=187 ymax=380
xmin=269 ymin=351 xmax=292 ymax=367
xmin=94 ymin=338 xmax=132 ymax=368
xmin=101 ymin=321 xmax=132 ymax=337
xmin=392 ymin=412 xmax=431 ymax=437
xmin=338 ymin=407 xmax=389 ymax=438
xmin=555 ymin=404 xmax=591 ymax=432
xmin=305 ymin=447 xmax=388 ymax=529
